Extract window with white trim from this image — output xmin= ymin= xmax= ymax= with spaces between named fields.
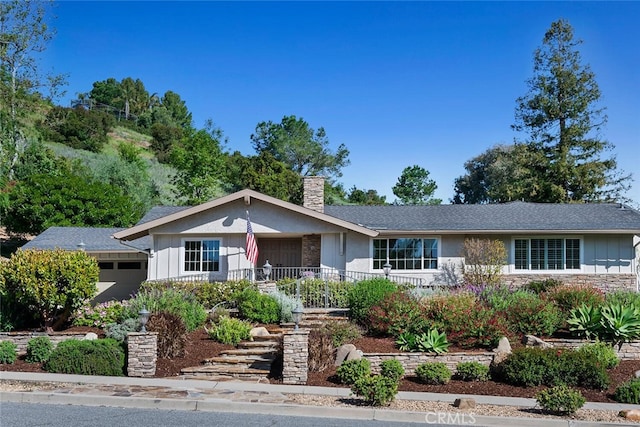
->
xmin=514 ymin=238 xmax=581 ymax=270
xmin=184 ymin=239 xmax=220 ymax=272
xmin=373 ymin=238 xmax=438 ymax=270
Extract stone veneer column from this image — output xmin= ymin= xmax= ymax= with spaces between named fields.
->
xmin=301 ymin=234 xmax=321 ymax=267
xmin=282 ymin=329 xmax=310 ymax=385
xmin=303 ymin=176 xmax=325 ymax=213
xmin=126 ymin=332 xmax=158 ymax=377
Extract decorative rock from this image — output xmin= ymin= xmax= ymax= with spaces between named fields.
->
xmin=335 ymin=344 xmax=356 ymax=366
xmin=453 ymin=398 xmax=476 ymax=410
xmin=493 ymin=337 xmax=511 ymax=353
xmin=635 ymin=370 xmax=640 ymax=378
xmin=522 ymin=334 xmax=553 ymax=349
xmin=83 ymin=332 xmax=98 ymax=341
xmin=250 ymin=327 xmax=270 ymax=337
xmin=619 ymin=409 xmax=640 ymax=421
xmin=345 ymin=349 xmax=363 ymax=361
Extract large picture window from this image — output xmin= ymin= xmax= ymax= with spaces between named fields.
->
xmin=373 ymin=238 xmax=438 ymax=270
xmin=514 ymin=238 xmax=580 ymax=270
xmin=184 ymin=239 xmax=220 ymax=272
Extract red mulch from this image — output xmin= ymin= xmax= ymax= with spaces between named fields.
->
xmin=3 ymin=329 xmax=639 ymax=403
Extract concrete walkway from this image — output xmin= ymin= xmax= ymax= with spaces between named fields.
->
xmin=1 ymin=371 xmax=638 ymax=426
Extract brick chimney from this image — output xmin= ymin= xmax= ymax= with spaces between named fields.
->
xmin=303 ymin=176 xmax=324 ymax=213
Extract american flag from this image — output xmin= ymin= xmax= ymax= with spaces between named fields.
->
xmin=245 ymin=212 xmax=259 ymax=265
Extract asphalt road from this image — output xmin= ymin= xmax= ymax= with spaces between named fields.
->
xmin=0 ymin=402 xmax=470 ymax=427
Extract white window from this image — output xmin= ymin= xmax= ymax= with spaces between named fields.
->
xmin=514 ymin=238 xmax=581 ymax=270
xmin=373 ymin=238 xmax=438 ymax=270
xmin=184 ymin=239 xmax=220 ymax=272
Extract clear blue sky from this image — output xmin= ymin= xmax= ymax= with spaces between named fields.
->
xmin=44 ymin=1 xmax=640 ymax=205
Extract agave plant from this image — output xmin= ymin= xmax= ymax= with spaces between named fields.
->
xmin=395 ymin=332 xmax=417 ymax=352
xmin=599 ymin=303 xmax=640 ymax=348
xmin=416 ymin=328 xmax=450 ymax=354
xmin=567 ymin=304 xmax=602 ymax=340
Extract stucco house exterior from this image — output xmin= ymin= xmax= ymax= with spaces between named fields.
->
xmin=23 ymin=177 xmax=640 ymax=302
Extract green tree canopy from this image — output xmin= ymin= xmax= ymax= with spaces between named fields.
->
xmin=161 ymin=90 xmax=192 ymax=129
xmin=347 ymin=186 xmax=387 ymax=205
xmin=224 ymin=151 xmax=302 ymax=203
xmin=5 ymin=167 xmax=143 ymax=235
xmin=512 ymin=19 xmax=630 ymax=202
xmin=170 ymin=120 xmax=226 ymax=205
xmin=250 ymin=115 xmax=350 ymax=180
xmin=392 ymin=165 xmax=441 ymax=205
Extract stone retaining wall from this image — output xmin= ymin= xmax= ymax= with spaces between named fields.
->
xmin=504 ymin=273 xmax=637 ymax=292
xmin=545 ymin=338 xmax=640 ymax=361
xmin=364 ymin=352 xmax=495 ymax=374
xmin=0 ymin=332 xmax=89 ymax=355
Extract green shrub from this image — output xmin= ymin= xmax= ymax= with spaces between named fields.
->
xmin=0 ymin=341 xmax=17 ymax=364
xmin=207 ymin=316 xmax=252 ymax=346
xmin=321 ymin=320 xmax=362 ymax=348
xmin=336 ymin=358 xmax=371 ymax=385
xmin=536 ymin=385 xmax=585 ymax=415
xmin=26 ymin=336 xmax=53 ymax=363
xmin=141 ymin=279 xmax=252 ymax=309
xmin=73 ymin=300 xmax=130 ymax=329
xmin=380 ymin=359 xmax=405 ymax=382
xmin=614 ymin=378 xmax=640 ymax=404
xmin=1 ymin=248 xmax=99 ymax=329
xmin=235 ymin=288 xmax=280 ymax=324
xmin=577 ymin=341 xmax=619 ymax=369
xmin=352 ymin=374 xmax=398 ymax=406
xmin=544 ymin=284 xmax=605 ymax=317
xmin=146 ymin=311 xmax=187 ymax=358
xmin=395 ymin=332 xmax=417 ymax=352
xmin=126 ymin=287 xmax=207 ymax=331
xmin=499 ymin=347 xmax=610 ymax=389
xmin=45 ymin=339 xmax=125 ymax=376
xmin=415 ymin=362 xmax=452 ymax=385
xmin=606 ymin=290 xmax=640 ymax=311
xmin=367 ymin=289 xmax=425 ymax=336
xmin=105 ymin=318 xmax=140 ymax=342
xmin=456 ymin=361 xmax=490 ymax=381
xmin=347 ymin=278 xmax=397 ymax=325
xmin=500 ymin=291 xmax=563 ymax=337
xmin=524 ymin=278 xmax=563 ymax=294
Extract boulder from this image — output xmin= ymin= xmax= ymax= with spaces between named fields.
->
xmin=335 ymin=344 xmax=357 ymax=366
xmin=493 ymin=336 xmax=512 ymax=353
xmin=453 ymin=398 xmax=476 ymax=410
xmin=522 ymin=334 xmax=553 ymax=349
xmin=635 ymin=370 xmax=640 ymax=378
xmin=83 ymin=332 xmax=98 ymax=341
xmin=619 ymin=409 xmax=640 ymax=421
xmin=345 ymin=349 xmax=363 ymax=361
xmin=250 ymin=327 xmax=270 ymax=337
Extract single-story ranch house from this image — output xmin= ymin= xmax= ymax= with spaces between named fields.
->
xmin=23 ymin=177 xmax=640 ymax=302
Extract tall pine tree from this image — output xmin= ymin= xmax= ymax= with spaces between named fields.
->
xmin=513 ymin=19 xmax=630 ymax=203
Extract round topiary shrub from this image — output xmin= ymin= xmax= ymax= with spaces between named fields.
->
xmin=380 ymin=358 xmax=405 ymax=383
xmin=0 ymin=341 xmax=17 ymax=364
xmin=146 ymin=311 xmax=187 ymax=358
xmin=26 ymin=336 xmax=53 ymax=363
xmin=415 ymin=362 xmax=452 ymax=385
xmin=536 ymin=385 xmax=586 ymax=415
xmin=352 ymin=374 xmax=399 ymax=406
xmin=455 ymin=361 xmax=490 ymax=381
xmin=336 ymin=358 xmax=371 ymax=385
xmin=44 ymin=338 xmax=125 ymax=376
xmin=614 ymin=378 xmax=640 ymax=404
xmin=235 ymin=288 xmax=280 ymax=324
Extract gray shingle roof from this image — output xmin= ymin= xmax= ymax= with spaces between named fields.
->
xmin=22 ymin=227 xmax=150 ymax=252
xmin=324 ymin=202 xmax=640 ymax=232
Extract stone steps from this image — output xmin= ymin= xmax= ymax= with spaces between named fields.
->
xmin=180 ymin=333 xmax=282 ymax=380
